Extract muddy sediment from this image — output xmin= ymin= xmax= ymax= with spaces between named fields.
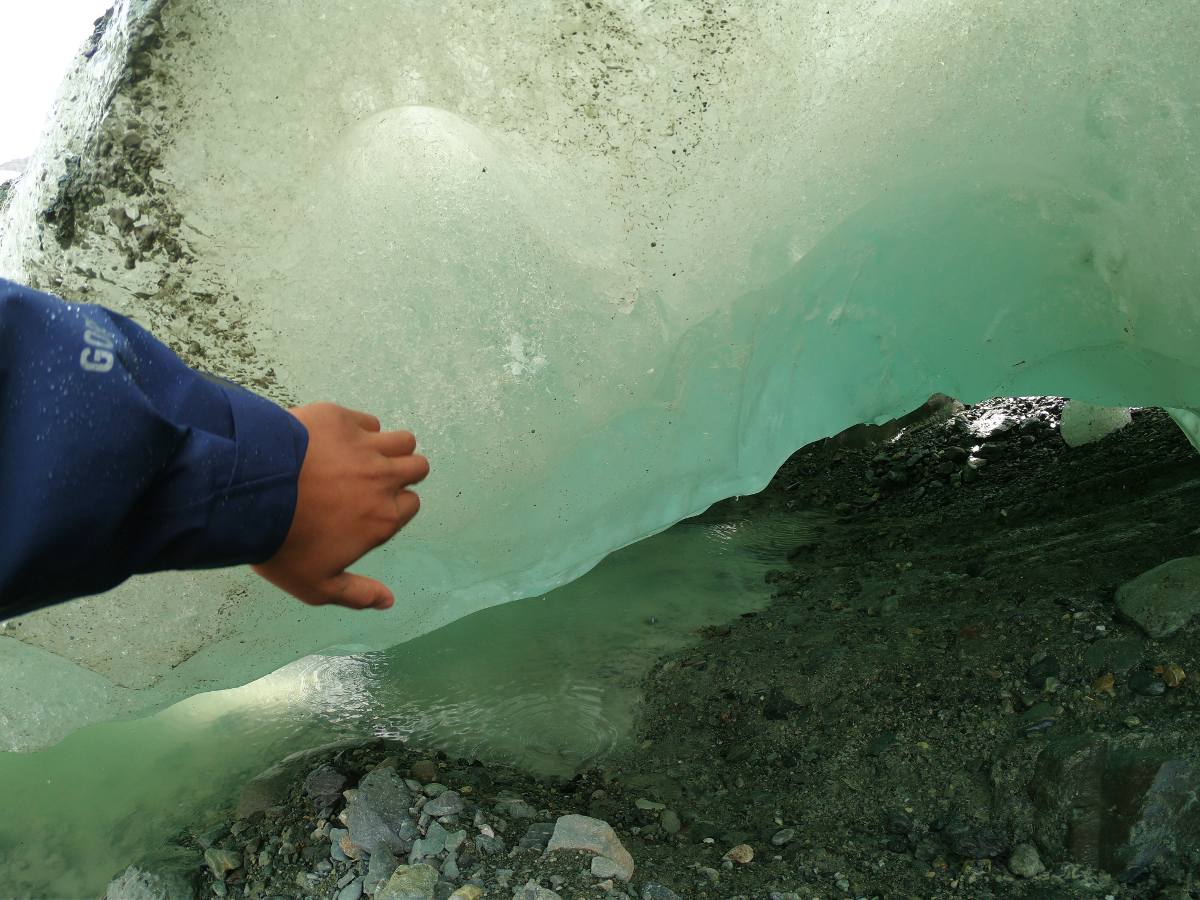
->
xmin=122 ymin=400 xmax=1200 ymax=900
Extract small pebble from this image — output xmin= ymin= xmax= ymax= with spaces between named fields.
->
xmin=1008 ymin=843 xmax=1045 ymax=878
xmin=770 ymin=827 xmax=795 ymax=846
xmin=722 ymin=844 xmax=754 ymax=865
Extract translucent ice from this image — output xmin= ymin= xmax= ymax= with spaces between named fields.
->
xmin=1060 ymin=401 xmax=1133 ymax=448
xmin=1 ymin=0 xmax=1198 ymax=748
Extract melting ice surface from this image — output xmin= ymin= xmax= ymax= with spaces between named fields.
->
xmin=0 ymin=0 xmax=1199 ymax=749
xmin=0 ymin=510 xmax=814 ymax=898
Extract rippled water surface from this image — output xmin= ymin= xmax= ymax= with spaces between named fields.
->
xmin=0 ymin=508 xmax=818 ymax=897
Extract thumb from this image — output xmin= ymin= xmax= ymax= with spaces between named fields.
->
xmin=322 ymin=572 xmax=395 ymax=610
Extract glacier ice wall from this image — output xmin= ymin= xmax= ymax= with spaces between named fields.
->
xmin=1 ymin=0 xmax=1198 ymax=749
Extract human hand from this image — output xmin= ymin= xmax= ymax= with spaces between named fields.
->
xmin=252 ymin=402 xmax=428 ymax=610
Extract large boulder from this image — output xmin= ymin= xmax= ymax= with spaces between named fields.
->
xmin=1029 ymin=733 xmax=1200 ymax=882
xmin=1116 ymin=557 xmax=1200 ymax=639
xmin=342 ymin=767 xmax=418 ymax=856
xmin=375 ymin=863 xmax=438 ymax=900
xmin=546 ymin=814 xmax=634 ymax=882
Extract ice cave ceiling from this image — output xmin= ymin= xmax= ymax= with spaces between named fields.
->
xmin=0 ymin=0 xmax=1197 ymax=750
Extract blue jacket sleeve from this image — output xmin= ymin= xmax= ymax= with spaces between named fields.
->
xmin=0 ymin=278 xmax=309 ymax=615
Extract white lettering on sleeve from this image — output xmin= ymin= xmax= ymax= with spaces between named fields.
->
xmin=79 ymin=317 xmax=117 ymax=373
xmin=80 ymin=348 xmax=114 ymax=373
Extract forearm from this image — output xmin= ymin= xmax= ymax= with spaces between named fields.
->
xmin=0 ymin=279 xmax=308 ymax=615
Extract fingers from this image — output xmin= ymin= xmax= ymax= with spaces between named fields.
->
xmin=360 ymin=489 xmax=421 ymax=553
xmin=250 ymin=565 xmax=394 ymax=611
xmin=382 ymin=454 xmax=430 ymax=487
xmin=372 ymin=429 xmax=417 ymax=457
xmin=345 ymin=408 xmax=382 ymax=432
xmin=395 ymin=489 xmax=421 ymax=527
xmin=322 ymin=572 xmax=395 ymax=610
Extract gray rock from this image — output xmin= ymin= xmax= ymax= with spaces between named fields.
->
xmin=474 ymin=833 xmax=506 ymax=855
xmin=1008 ymin=843 xmax=1045 ymax=878
xmin=547 ymin=815 xmax=634 ymax=881
xmin=441 ymin=852 xmax=460 ymax=880
xmin=376 ymin=863 xmax=438 ymax=900
xmin=294 ymin=870 xmax=317 ymax=890
xmin=511 ymin=882 xmax=561 ymax=900
xmin=410 ymin=821 xmax=450 ymax=862
xmin=357 ymin=768 xmax=416 ymax=822
xmin=338 ymin=877 xmax=365 ymax=900
xmin=345 ymin=802 xmax=406 ymax=855
xmin=303 ymin=764 xmax=347 ymax=809
xmin=641 ymin=885 xmax=682 ymax=900
xmin=365 ymin=846 xmax=401 ymax=894
xmin=203 ymin=848 xmax=242 ymax=880
xmin=329 ymin=827 xmax=350 ymax=862
xmin=106 ymin=848 xmax=200 ymax=900
xmin=499 ymin=798 xmax=538 ymax=819
xmin=660 ymin=810 xmax=681 ymax=835
xmin=1030 ymin=733 xmax=1200 ymax=880
xmin=344 ymin=768 xmax=418 ymax=855
xmin=517 ymin=822 xmax=555 ymax=851
xmin=1116 ymin=556 xmax=1200 ymax=638
xmin=770 ymin=827 xmax=796 ymax=847
xmin=589 ymin=856 xmax=625 ymax=879
xmin=423 ymin=790 xmax=464 ymax=818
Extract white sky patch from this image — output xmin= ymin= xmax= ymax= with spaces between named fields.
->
xmin=0 ymin=1 xmax=113 ymax=165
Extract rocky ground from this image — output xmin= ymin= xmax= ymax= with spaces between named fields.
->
xmin=108 ymin=399 xmax=1200 ymax=900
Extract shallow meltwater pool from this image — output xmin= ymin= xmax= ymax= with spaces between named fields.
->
xmin=0 ymin=507 xmax=818 ymax=898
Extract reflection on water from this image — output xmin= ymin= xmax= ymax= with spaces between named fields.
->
xmin=0 ymin=508 xmax=817 ymax=898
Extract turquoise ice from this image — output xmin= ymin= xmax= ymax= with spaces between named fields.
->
xmin=0 ymin=0 xmax=1197 ymax=749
